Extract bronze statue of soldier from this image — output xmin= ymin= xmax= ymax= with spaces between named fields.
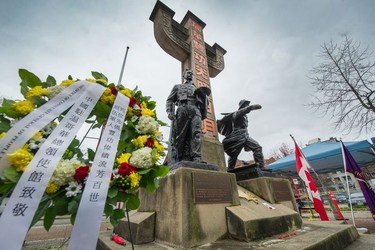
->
xmin=217 ymin=100 xmax=264 ymax=171
xmin=166 ymin=69 xmax=210 ymax=165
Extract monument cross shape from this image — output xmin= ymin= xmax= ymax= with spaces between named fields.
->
xmin=150 ymin=0 xmax=227 ymax=169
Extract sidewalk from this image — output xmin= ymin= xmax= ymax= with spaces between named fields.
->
xmin=23 ymin=211 xmax=375 ymax=249
xmin=22 ymin=216 xmax=113 ymax=250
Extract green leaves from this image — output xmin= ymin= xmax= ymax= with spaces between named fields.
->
xmin=3 ymin=167 xmax=21 ymax=183
xmin=0 ymin=99 xmax=21 ymax=118
xmin=19 ymin=69 xmax=43 ymax=97
xmin=0 ymin=115 xmax=11 ymax=132
xmin=91 ymin=71 xmax=108 ymax=82
xmin=126 ymin=194 xmax=140 ymax=210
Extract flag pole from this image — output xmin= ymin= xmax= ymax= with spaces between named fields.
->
xmin=340 ymin=140 xmax=356 ymax=227
xmin=118 ymin=46 xmax=130 ymax=85
xmin=290 ymin=134 xmax=329 ymax=221
xmin=115 ymin=46 xmax=135 ymax=250
xmin=290 ymin=135 xmax=332 ymax=206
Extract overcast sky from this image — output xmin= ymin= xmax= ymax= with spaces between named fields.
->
xmin=1 ymin=0 xmax=374 ymax=161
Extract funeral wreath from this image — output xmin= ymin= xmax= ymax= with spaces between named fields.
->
xmin=0 ymin=69 xmax=169 ymax=230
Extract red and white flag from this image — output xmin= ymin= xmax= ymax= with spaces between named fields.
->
xmin=294 ymin=142 xmax=329 ymax=221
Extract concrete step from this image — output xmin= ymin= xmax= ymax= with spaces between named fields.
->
xmin=97 ymin=220 xmax=359 ymax=250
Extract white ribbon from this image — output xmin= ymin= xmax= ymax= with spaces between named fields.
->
xmin=0 ymin=82 xmax=105 ymax=250
xmin=68 ymin=93 xmax=129 ymax=250
xmin=0 ymin=81 xmax=92 ymax=176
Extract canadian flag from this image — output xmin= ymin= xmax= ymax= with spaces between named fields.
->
xmin=294 ymin=142 xmax=329 ymax=221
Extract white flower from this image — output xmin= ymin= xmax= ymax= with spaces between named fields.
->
xmin=50 ymin=159 xmax=83 ymax=186
xmin=133 ymin=104 xmax=140 ymax=110
xmin=136 ymin=116 xmax=159 ymax=134
xmin=65 ymin=181 xmax=82 ymax=197
xmin=42 ymin=122 xmax=57 ymax=135
xmin=131 ymin=115 xmax=138 ymax=123
xmin=11 ymin=118 xmax=20 ymax=127
xmin=29 ymin=137 xmax=46 ymax=150
xmin=129 ymin=147 xmax=153 ymax=168
xmin=46 ymin=85 xmax=66 ymax=99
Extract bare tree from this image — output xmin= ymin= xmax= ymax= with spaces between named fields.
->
xmin=309 ymin=35 xmax=375 ymax=134
xmin=268 ymin=142 xmax=294 ymax=160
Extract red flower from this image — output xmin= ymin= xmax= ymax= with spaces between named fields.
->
xmin=129 ymin=97 xmax=137 ymax=106
xmin=112 ymin=234 xmax=126 ymax=245
xmin=110 ymin=86 xmax=118 ymax=95
xmin=146 ymin=138 xmax=154 ymax=148
xmin=118 ymin=163 xmax=138 ymax=176
xmin=74 ymin=165 xmax=90 ymax=182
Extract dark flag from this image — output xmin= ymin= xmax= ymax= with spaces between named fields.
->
xmin=341 ymin=141 xmax=375 ymax=220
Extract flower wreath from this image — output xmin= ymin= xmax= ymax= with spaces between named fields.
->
xmin=0 ymin=69 xmax=169 ymax=230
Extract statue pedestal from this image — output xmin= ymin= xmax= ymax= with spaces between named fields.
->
xmin=228 ymin=164 xmax=276 ymax=181
xmin=112 ymin=165 xmax=304 ymax=248
xmin=114 ymin=166 xmax=239 ymax=248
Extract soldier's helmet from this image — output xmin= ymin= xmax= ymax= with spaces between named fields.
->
xmin=238 ymin=99 xmax=250 ymax=108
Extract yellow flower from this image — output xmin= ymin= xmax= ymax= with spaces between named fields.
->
xmin=100 ymin=88 xmax=116 ymax=105
xmin=120 ymin=88 xmax=132 ymax=98
xmin=140 ymin=101 xmax=147 ymax=109
xmin=117 ymin=153 xmax=132 ymax=164
xmin=26 ymin=86 xmax=48 ymax=100
xmin=32 ymin=131 xmax=43 ymax=139
xmin=154 ymin=140 xmax=164 ymax=153
xmin=132 ymin=135 xmax=148 ymax=148
xmin=141 ymin=108 xmax=155 ymax=117
xmin=85 ymin=78 xmax=96 ymax=83
xmin=129 ymin=172 xmax=141 ymax=188
xmin=7 ymin=148 xmax=33 ymax=172
xmin=153 ymin=152 xmax=160 ymax=163
xmin=61 ymin=79 xmax=76 ymax=86
xmin=96 ymin=79 xmax=108 ymax=85
xmin=45 ymin=182 xmax=59 ymax=194
xmin=126 ymin=107 xmax=135 ymax=119
xmin=0 ymin=132 xmax=5 ymax=139
xmin=12 ymin=100 xmax=35 ymax=115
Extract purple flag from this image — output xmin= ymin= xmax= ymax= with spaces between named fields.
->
xmin=341 ymin=141 xmax=375 ymax=221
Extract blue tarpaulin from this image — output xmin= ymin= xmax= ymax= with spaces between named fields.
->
xmin=267 ymin=139 xmax=375 ymax=175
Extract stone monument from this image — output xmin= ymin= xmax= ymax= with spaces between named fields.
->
xmin=99 ymin=2 xmax=359 ymax=249
xmin=150 ymin=0 xmax=227 ymax=171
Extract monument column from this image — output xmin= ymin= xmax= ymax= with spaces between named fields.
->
xmin=150 ymin=0 xmax=227 ymax=170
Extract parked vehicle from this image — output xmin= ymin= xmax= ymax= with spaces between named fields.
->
xmin=335 ymin=194 xmax=348 ymax=204
xmin=348 ymin=192 xmax=366 ymax=206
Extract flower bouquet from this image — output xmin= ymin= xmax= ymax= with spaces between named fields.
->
xmin=0 ymin=69 xmax=169 ymax=231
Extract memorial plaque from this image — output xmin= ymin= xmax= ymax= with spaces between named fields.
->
xmin=193 ymin=172 xmax=233 ymax=204
xmin=271 ymin=180 xmax=293 ymax=202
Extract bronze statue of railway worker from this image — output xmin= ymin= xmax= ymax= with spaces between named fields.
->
xmin=166 ymin=69 xmax=210 ymax=164
xmin=217 ymin=100 xmax=264 ymax=170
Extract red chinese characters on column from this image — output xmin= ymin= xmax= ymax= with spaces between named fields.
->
xmin=194 ymin=51 xmax=206 ymax=66
xmin=196 ymin=79 xmax=209 ymax=88
xmin=195 ymin=65 xmax=208 ymax=80
xmin=192 ymin=30 xmax=203 ymax=41
xmin=202 ymin=118 xmax=216 ymax=137
xmin=191 ymin=20 xmax=202 ymax=32
xmin=206 ymin=100 xmax=212 ymax=114
xmin=192 ymin=39 xmax=205 ymax=54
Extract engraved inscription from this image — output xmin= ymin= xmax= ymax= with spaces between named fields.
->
xmin=271 ymin=180 xmax=293 ymax=202
xmin=193 ymin=172 xmax=232 ymax=204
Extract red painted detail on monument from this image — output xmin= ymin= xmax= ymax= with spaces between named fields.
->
xmin=196 ymin=79 xmax=209 ymax=88
xmin=192 ymin=30 xmax=203 ymax=41
xmin=202 ymin=118 xmax=216 ymax=136
xmin=194 ymin=51 xmax=206 ymax=66
xmin=195 ymin=64 xmax=209 ymax=80
xmin=207 ymin=100 xmax=212 ymax=114
xmin=191 ymin=20 xmax=202 ymax=32
xmin=193 ymin=39 xmax=205 ymax=54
